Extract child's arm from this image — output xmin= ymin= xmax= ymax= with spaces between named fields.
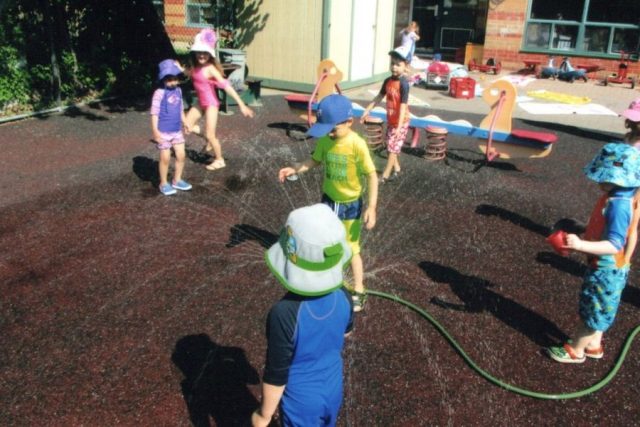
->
xmin=564 ymin=235 xmax=618 ymax=255
xmin=252 ymin=382 xmax=285 ymax=427
xmin=397 ymin=103 xmax=409 ymax=129
xmin=174 ymin=60 xmax=190 ymax=77
xmin=150 ymin=89 xmax=163 ymax=141
xmin=363 ymin=170 xmax=378 ymax=230
xmin=205 ymin=65 xmax=255 ymax=118
xmin=278 ymin=158 xmax=320 ymax=183
xmin=360 ymin=92 xmax=385 ymax=124
xmin=151 ymin=115 xmax=161 ymax=142
xmin=566 ymin=196 xmax=635 ymax=256
xmin=178 ymin=90 xmax=190 ymax=134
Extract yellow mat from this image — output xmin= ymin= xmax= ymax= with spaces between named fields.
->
xmin=526 ymin=89 xmax=591 ymax=105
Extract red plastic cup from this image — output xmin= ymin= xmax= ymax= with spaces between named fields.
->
xmin=546 ymin=230 xmax=569 ymax=256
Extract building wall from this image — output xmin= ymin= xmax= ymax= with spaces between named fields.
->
xmin=483 ymin=0 xmax=639 ymax=75
xmin=327 ymin=1 xmax=353 ymax=79
xmin=164 ymin=0 xmax=199 ymax=48
xmin=243 ymin=0 xmax=323 ymax=87
xmin=374 ymin=0 xmax=396 ymax=76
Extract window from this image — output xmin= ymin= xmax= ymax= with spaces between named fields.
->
xmin=186 ymin=0 xmax=214 ymax=27
xmin=152 ymin=0 xmax=164 ymax=23
xmin=524 ymin=0 xmax=639 ymax=58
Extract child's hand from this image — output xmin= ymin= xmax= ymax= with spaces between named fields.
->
xmin=278 ymin=167 xmax=296 ymax=183
xmin=152 ymin=132 xmax=162 ymax=143
xmin=183 ymin=123 xmax=191 ymax=134
xmin=251 ymin=409 xmax=271 ymax=427
xmin=240 ymin=104 xmax=255 ymax=118
xmin=564 ymin=233 xmax=582 ymax=252
xmin=363 ymin=207 xmax=376 ymax=230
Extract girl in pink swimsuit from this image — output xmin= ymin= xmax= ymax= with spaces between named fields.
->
xmin=182 ymin=29 xmax=254 ymax=171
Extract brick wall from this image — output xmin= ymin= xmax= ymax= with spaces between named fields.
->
xmin=483 ymin=0 xmax=639 ymax=76
xmin=163 ymin=0 xmax=201 ymax=50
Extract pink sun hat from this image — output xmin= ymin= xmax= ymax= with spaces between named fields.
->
xmin=190 ymin=29 xmax=217 ymax=57
xmin=621 ymin=98 xmax=640 ymax=122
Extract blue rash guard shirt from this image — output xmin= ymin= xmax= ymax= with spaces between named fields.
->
xmin=263 ymin=288 xmax=353 ymax=427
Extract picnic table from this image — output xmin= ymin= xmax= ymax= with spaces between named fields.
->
xmin=522 ymin=60 xmax=541 ymax=76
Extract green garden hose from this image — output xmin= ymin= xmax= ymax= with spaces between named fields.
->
xmin=367 ymin=289 xmax=640 ymax=400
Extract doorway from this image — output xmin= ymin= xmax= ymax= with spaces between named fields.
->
xmin=412 ymin=0 xmax=439 ymax=52
xmin=351 ymin=0 xmax=378 ymax=80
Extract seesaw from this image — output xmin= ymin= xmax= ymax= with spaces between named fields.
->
xmin=285 ymin=61 xmax=557 ymax=161
xmin=284 ymin=59 xmax=343 ymax=128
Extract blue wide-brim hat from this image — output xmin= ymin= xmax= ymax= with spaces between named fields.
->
xmin=158 ymin=59 xmax=183 ymax=82
xmin=584 ymin=142 xmax=640 ymax=188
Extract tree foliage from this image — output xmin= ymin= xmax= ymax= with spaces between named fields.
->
xmin=0 ymin=0 xmax=174 ymax=115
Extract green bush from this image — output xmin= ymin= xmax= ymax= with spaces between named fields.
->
xmin=0 ymin=46 xmax=31 ymax=113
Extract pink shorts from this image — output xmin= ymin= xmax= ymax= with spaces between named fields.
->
xmin=386 ymin=122 xmax=410 ymax=154
xmin=156 ymin=131 xmax=185 ymax=150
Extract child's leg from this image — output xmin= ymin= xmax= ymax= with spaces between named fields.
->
xmin=185 ymin=106 xmax=203 ymax=132
xmin=382 ymin=123 xmax=408 ymax=179
xmin=158 ymin=148 xmax=171 ymax=186
xmin=173 ymin=143 xmax=186 ymax=182
xmin=566 ymin=325 xmax=602 ymax=358
xmin=204 ymin=106 xmax=222 ymax=161
xmin=393 ymin=153 xmax=401 ymax=173
xmin=382 ymin=153 xmax=397 ymax=179
xmin=352 ymin=254 xmax=364 ymax=294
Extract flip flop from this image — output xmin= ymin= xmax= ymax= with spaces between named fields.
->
xmin=206 ymin=159 xmax=226 ymax=171
xmin=585 ymin=345 xmax=604 ymax=359
xmin=566 ymin=339 xmax=604 ymax=359
xmin=547 ymin=344 xmax=586 ymax=364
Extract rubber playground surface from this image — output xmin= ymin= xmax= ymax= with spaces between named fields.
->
xmin=1 ymin=92 xmax=640 ymax=426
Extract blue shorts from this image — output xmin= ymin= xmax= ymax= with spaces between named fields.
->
xmin=321 ymin=194 xmax=363 ymax=255
xmin=579 ymin=267 xmax=628 ymax=332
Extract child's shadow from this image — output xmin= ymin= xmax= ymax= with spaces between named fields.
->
xmin=419 ymin=261 xmax=568 ymax=347
xmin=226 ymin=224 xmax=278 ymax=249
xmin=132 ymin=156 xmax=159 ymax=187
xmin=172 ymin=334 xmax=260 ymax=427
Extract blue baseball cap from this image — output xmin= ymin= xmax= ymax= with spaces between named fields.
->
xmin=158 ymin=59 xmax=183 ymax=82
xmin=584 ymin=142 xmax=640 ymax=188
xmin=307 ymin=94 xmax=354 ymax=138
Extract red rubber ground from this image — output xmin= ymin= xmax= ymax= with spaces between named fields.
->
xmin=1 ymin=96 xmax=639 ymax=426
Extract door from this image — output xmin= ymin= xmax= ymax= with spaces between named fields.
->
xmin=350 ymin=0 xmax=378 ymax=81
xmin=412 ymin=0 xmax=440 ymax=51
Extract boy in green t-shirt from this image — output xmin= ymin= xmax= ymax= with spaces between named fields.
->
xmin=278 ymin=94 xmax=378 ymax=312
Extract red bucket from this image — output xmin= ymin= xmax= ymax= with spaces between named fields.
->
xmin=546 ymin=230 xmax=568 ymax=256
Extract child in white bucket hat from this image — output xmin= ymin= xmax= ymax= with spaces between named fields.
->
xmin=150 ymin=59 xmax=191 ymax=195
xmin=621 ymin=98 xmax=640 ymax=148
xmin=278 ymin=94 xmax=378 ymax=312
xmin=253 ymin=204 xmax=354 ymax=426
xmin=179 ymin=29 xmax=254 ymax=171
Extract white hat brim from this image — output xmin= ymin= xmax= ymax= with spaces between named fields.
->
xmin=190 ymin=40 xmax=216 ymax=58
xmin=265 ymin=239 xmax=352 ymax=296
